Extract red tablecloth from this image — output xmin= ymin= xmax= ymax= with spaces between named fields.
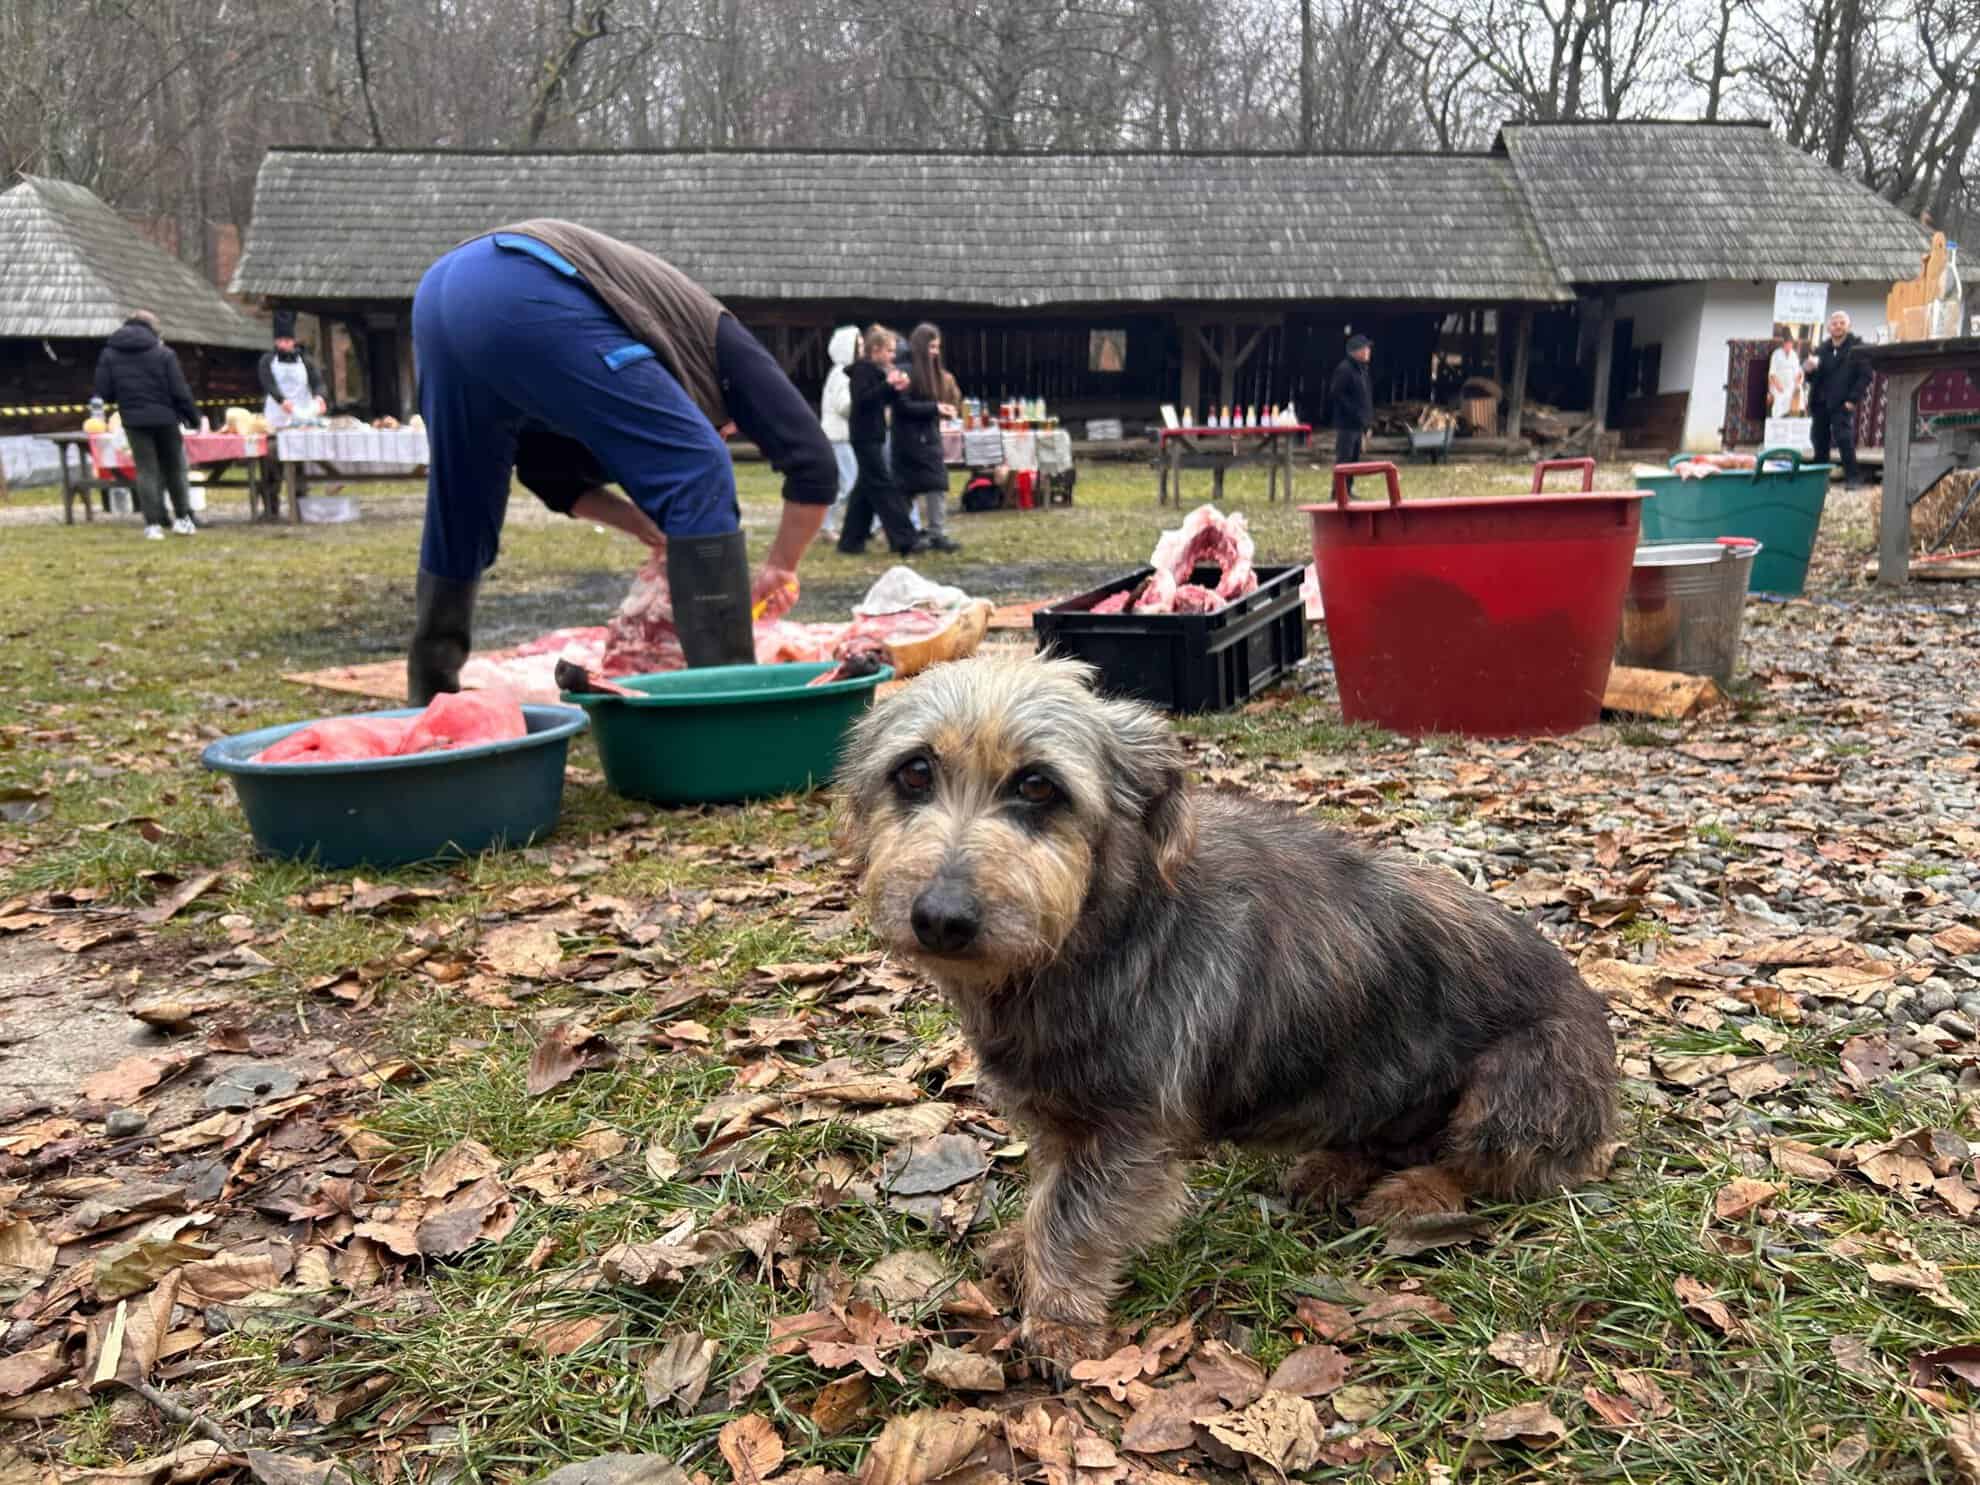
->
xmin=89 ymin=432 xmax=268 ymax=480
xmin=1160 ymin=424 xmax=1311 ymax=442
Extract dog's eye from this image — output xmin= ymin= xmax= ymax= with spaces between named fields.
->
xmin=894 ymin=757 xmax=934 ymax=796
xmin=1014 ymin=770 xmax=1059 ymax=806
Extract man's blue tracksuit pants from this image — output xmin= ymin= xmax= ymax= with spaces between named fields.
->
xmin=411 ymin=232 xmax=738 ymax=582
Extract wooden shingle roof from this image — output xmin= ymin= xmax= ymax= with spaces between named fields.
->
xmin=0 ymin=175 xmax=266 ymax=348
xmin=231 ymin=148 xmax=1574 ymax=306
xmin=1498 ymin=121 xmax=1928 ymax=285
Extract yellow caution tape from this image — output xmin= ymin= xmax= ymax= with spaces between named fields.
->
xmin=0 ymin=398 xmax=240 ymax=416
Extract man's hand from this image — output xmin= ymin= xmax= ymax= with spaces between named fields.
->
xmin=887 ymin=369 xmax=909 ymax=390
xmin=751 ymin=565 xmax=800 ymax=621
xmin=938 ymin=403 xmax=958 ymax=418
xmin=1843 ymin=402 xmax=1856 ymax=412
xmin=281 ymin=399 xmax=295 ymax=413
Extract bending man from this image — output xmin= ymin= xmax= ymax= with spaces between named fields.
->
xmin=407 ymin=220 xmax=836 ymax=702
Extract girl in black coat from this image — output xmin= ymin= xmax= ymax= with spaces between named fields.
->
xmin=890 ymin=323 xmax=960 ymax=552
xmin=837 ymin=326 xmax=924 ymax=556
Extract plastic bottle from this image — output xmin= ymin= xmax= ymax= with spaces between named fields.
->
xmin=1936 ymin=242 xmax=1963 ymax=338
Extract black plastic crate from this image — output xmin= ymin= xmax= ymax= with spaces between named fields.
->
xmin=1032 ymin=563 xmax=1308 ymax=713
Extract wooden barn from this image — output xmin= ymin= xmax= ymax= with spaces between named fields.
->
xmin=230 ymin=123 xmax=1928 ymax=450
xmin=0 ymin=176 xmax=267 ymax=436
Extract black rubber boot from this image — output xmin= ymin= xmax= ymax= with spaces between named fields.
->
xmin=407 ymin=570 xmax=478 ymax=704
xmin=668 ymin=531 xmax=755 ymax=668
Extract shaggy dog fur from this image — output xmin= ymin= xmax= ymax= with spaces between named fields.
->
xmin=835 ymin=654 xmax=1616 ymax=1360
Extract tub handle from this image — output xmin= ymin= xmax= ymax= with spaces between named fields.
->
xmin=1752 ymin=446 xmax=1803 ymax=480
xmin=1330 ymin=462 xmax=1402 ymax=508
xmin=1530 ymin=457 xmax=1596 ymax=493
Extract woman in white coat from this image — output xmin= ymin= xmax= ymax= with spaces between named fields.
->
xmin=819 ymin=324 xmax=859 ymax=538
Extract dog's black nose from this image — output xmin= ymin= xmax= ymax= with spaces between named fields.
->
xmin=911 ymin=881 xmax=981 ymax=954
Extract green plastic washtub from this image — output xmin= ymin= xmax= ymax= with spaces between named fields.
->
xmin=1634 ymin=446 xmax=1830 ymax=595
xmin=202 ymin=704 xmax=589 ymax=868
xmin=560 ymin=662 xmax=893 ymax=805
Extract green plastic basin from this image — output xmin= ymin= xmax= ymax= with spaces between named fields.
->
xmin=201 ymin=704 xmax=588 ymax=868
xmin=1635 ymin=446 xmax=1829 ymax=595
xmin=562 ymin=662 xmax=893 ymax=805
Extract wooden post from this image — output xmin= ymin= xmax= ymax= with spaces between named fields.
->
xmin=1179 ymin=313 xmax=1202 ymax=420
xmin=1589 ymin=287 xmax=1619 ymax=435
xmin=396 ymin=311 xmax=417 ymax=421
xmin=1505 ymin=306 xmax=1532 ymax=441
xmin=1878 ymin=370 xmax=1926 ymax=587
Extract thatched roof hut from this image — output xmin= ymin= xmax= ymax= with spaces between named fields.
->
xmin=0 ymin=175 xmax=265 ymax=432
xmin=0 ymin=176 xmax=264 ymax=348
xmin=230 ymin=122 xmax=1929 ymax=444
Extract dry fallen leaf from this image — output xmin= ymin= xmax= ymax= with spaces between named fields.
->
xmin=1264 ymin=1344 xmax=1348 ymax=1398
xmin=1674 ymin=1274 xmax=1743 ymax=1336
xmin=419 ymin=1139 xmax=502 ymax=1198
xmin=857 ymin=1407 xmax=998 ymax=1485
xmin=535 ymin=1456 xmax=691 ymax=1485
xmin=0 ymin=1216 xmax=60 ymax=1302
xmin=0 ymin=1342 xmax=69 ymax=1399
xmin=79 ymin=1051 xmax=198 ymax=1106
xmin=810 ymin=1374 xmax=872 ymax=1437
xmin=1713 ymin=1178 xmax=1779 ymax=1221
xmin=510 ymin=1314 xmax=618 ymax=1357
xmin=1355 ymin=1293 xmax=1454 ymax=1335
xmin=1613 ymin=1369 xmax=1671 ymax=1418
xmin=526 ymin=1021 xmax=618 ymax=1097
xmin=1769 ymin=1140 xmax=1837 ymax=1182
xmin=881 ymin=1134 xmax=989 ymax=1197
xmin=1120 ymin=1380 xmax=1223 ymax=1454
xmin=1071 ymin=1344 xmax=1148 ymax=1401
xmin=1486 ymin=1330 xmax=1562 ymax=1383
xmin=1466 ymin=1401 xmax=1568 ymax=1447
xmin=66 ymin=1440 xmax=238 ymax=1485
xmin=480 ymin=922 xmax=564 ymax=979
xmin=1188 ymin=1338 xmax=1267 ymax=1407
xmin=134 ymin=871 xmax=223 ymax=927
xmin=1951 ymin=1415 xmax=1980 ymax=1485
xmin=718 ymin=1415 xmax=785 ymax=1485
xmin=1292 ymin=1297 xmax=1356 ymax=1341
xmin=922 ymin=1343 xmax=1004 ymax=1393
xmin=857 ymin=1250 xmax=953 ymax=1316
xmin=641 ymin=1331 xmax=718 ymax=1414
xmin=1198 ymin=1389 xmax=1324 ymax=1475
xmin=1838 ymin=1035 xmax=1900 ymax=1091
xmin=1330 ymin=1384 xmax=1386 ymax=1423
xmin=1582 ymin=1386 xmax=1639 ymax=1430
xmin=1867 ymin=1260 xmax=1970 ymax=1313
xmin=1830 ymin=1334 xmax=1883 ymax=1380
xmin=1856 ymin=1147 xmax=1938 ymax=1197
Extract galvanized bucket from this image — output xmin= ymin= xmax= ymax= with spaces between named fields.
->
xmin=1615 ymin=538 xmax=1760 ymax=685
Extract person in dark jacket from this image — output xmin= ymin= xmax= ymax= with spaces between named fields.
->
xmin=1802 ymin=310 xmax=1872 ymax=487
xmin=257 ymin=309 xmax=327 ymax=429
xmin=890 ymin=323 xmax=961 ymax=553
xmin=1327 ymin=334 xmax=1375 ymax=471
xmin=93 ymin=310 xmax=199 ymax=540
xmin=405 ymin=221 xmax=839 ymax=702
xmin=838 ymin=326 xmax=925 ymax=557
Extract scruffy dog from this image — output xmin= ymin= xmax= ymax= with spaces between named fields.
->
xmin=835 ymin=654 xmax=1616 ymax=1360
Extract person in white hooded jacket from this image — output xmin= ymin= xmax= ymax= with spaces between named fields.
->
xmin=819 ymin=324 xmax=859 ymax=538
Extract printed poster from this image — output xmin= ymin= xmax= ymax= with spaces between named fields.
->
xmin=1765 ymin=282 xmax=1827 ymax=453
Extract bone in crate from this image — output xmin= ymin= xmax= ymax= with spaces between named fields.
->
xmin=1088 ymin=506 xmax=1259 ymax=615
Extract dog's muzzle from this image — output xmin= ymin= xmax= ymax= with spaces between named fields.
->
xmin=911 ymin=875 xmax=981 ymax=955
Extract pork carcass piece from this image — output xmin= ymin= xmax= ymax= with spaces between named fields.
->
xmin=255 ymin=690 xmax=526 ymax=764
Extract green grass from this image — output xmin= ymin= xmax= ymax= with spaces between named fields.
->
xmin=4 ymin=457 xmax=1962 ymax=1483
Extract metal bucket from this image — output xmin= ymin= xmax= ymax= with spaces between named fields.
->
xmin=1616 ymin=538 xmax=1760 ymax=684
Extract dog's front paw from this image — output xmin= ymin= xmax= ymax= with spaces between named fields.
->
xmin=1019 ymin=1314 xmax=1119 ymax=1374
xmin=1350 ymin=1165 xmax=1470 ymax=1226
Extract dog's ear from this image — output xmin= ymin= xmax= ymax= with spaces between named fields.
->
xmin=1100 ymin=697 xmax=1196 ymax=887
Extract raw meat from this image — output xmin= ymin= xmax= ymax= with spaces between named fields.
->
xmin=397 ymin=690 xmax=527 ymax=753
xmin=255 ymin=690 xmax=526 ymax=764
xmin=255 ymin=716 xmax=414 ymax=764
xmin=1673 ymin=452 xmax=1757 ymax=480
xmin=1095 ymin=506 xmax=1259 ymax=617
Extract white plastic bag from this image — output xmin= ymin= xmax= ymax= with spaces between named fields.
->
xmin=853 ymin=566 xmax=971 ymax=617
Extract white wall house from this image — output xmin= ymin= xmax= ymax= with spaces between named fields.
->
xmin=1616 ymin=280 xmax=1892 ymax=450
xmin=1501 ymin=120 xmax=1927 ymax=452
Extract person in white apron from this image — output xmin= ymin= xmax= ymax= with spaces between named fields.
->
xmin=257 ymin=309 xmax=327 ymax=429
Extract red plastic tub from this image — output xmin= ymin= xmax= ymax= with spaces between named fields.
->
xmin=1303 ymin=459 xmax=1647 ymax=736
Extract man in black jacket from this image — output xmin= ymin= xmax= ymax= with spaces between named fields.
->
xmin=1803 ymin=310 xmax=1871 ymax=487
xmin=93 ymin=310 xmax=199 ymax=540
xmin=1327 ymin=333 xmax=1375 ymax=477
